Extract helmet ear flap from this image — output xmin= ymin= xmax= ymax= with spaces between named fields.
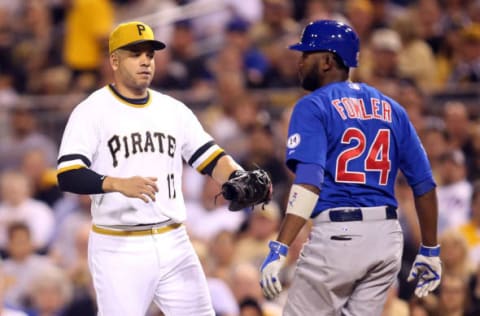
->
xmin=331 ymin=52 xmax=348 ymax=70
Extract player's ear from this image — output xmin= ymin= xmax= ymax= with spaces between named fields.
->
xmin=110 ymin=52 xmax=120 ymax=70
xmin=320 ymin=53 xmax=334 ymax=71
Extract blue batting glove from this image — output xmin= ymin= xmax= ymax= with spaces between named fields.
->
xmin=407 ymin=244 xmax=442 ymax=297
xmin=260 ymin=240 xmax=288 ymax=299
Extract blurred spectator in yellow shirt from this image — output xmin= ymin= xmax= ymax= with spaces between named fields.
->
xmin=63 ymin=0 xmax=113 ymax=90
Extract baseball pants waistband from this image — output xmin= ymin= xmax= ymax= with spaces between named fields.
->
xmin=315 ymin=205 xmax=397 ymax=222
xmin=92 ymin=222 xmax=182 ymax=236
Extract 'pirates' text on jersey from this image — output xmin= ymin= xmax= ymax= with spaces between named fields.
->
xmin=107 ymin=130 xmax=176 ymax=167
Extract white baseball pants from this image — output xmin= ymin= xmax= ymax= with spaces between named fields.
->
xmin=88 ymin=225 xmax=214 ymax=316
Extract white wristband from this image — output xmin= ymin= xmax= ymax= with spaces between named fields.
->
xmin=286 ymin=184 xmax=319 ymax=220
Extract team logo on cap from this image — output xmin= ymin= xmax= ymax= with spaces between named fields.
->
xmin=136 ymin=24 xmax=146 ymax=35
xmin=287 ymin=133 xmax=301 ymax=149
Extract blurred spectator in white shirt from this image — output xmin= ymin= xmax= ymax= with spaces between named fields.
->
xmin=437 ymin=150 xmax=473 ymax=234
xmin=0 ymin=170 xmax=55 ymax=251
xmin=186 ymin=176 xmax=245 ymax=242
xmin=0 ymin=258 xmax=28 ymax=316
xmin=2 ymin=222 xmax=56 ymax=310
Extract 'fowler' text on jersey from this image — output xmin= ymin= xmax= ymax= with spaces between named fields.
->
xmin=332 ymin=97 xmax=392 ymax=122
xmin=108 ymin=131 xmax=176 ymax=167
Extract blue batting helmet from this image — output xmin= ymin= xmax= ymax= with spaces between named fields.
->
xmin=289 ymin=20 xmax=360 ymax=68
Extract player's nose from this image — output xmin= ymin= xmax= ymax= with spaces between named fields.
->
xmin=139 ymin=53 xmax=152 ymax=65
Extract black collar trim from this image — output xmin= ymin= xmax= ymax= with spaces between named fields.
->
xmin=108 ymin=84 xmax=150 ymax=105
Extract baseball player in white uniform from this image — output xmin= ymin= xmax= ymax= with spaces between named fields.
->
xmin=56 ymin=21 xmax=271 ymax=316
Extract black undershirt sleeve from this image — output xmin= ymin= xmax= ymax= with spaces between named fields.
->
xmin=57 ymin=168 xmax=106 ymax=194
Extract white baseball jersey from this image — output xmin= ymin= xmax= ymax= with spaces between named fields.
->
xmin=57 ymin=85 xmax=222 ymax=226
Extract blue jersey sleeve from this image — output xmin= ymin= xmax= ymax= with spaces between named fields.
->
xmin=398 ymin=117 xmax=436 ymax=195
xmin=286 ymin=97 xmax=328 ymax=173
xmin=294 ymin=163 xmax=325 ymax=189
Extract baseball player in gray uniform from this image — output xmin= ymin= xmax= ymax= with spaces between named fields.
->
xmin=57 ymin=21 xmax=270 ymax=316
xmin=259 ymin=20 xmax=441 ymax=315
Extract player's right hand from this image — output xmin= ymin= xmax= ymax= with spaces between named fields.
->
xmin=107 ymin=176 xmax=158 ymax=203
xmin=260 ymin=240 xmax=288 ymax=300
xmin=407 ymin=244 xmax=442 ymax=297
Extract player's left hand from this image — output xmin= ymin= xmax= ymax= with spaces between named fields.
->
xmin=407 ymin=244 xmax=442 ymax=297
xmin=260 ymin=240 xmax=288 ymax=299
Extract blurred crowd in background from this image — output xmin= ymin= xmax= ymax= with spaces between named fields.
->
xmin=2 ymin=0 xmax=480 ymax=315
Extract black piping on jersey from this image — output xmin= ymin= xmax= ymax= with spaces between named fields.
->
xmin=108 ymin=84 xmax=150 ymax=106
xmin=57 ymin=154 xmax=91 ymax=167
xmin=188 ymin=141 xmax=215 ymax=165
xmin=57 ymin=167 xmax=105 ymax=194
xmin=188 ymin=140 xmax=226 ymax=176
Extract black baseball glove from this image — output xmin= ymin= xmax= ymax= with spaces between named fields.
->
xmin=221 ymin=169 xmax=272 ymax=211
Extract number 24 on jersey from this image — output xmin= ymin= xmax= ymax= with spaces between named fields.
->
xmin=336 ymin=128 xmax=391 ymax=186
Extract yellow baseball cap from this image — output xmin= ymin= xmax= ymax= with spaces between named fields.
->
xmin=109 ymin=21 xmax=166 ymax=53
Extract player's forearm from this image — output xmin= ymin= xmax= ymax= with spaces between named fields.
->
xmin=211 ymin=155 xmax=244 ymax=184
xmin=276 ymin=214 xmax=308 ymax=246
xmin=57 ymin=167 xmax=105 ymax=194
xmin=102 ymin=176 xmax=121 ymax=192
xmin=414 ymin=188 xmax=439 ymax=246
xmin=277 ymin=183 xmax=319 ymax=245
xmin=57 ymin=168 xmax=129 ymax=195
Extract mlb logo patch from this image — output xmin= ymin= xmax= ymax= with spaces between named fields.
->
xmin=287 ymin=133 xmax=301 ymax=149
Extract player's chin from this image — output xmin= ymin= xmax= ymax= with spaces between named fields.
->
xmin=301 ymin=75 xmax=319 ymax=91
xmin=137 ymin=77 xmax=152 ymax=89
xmin=301 ymin=80 xmax=316 ymax=91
